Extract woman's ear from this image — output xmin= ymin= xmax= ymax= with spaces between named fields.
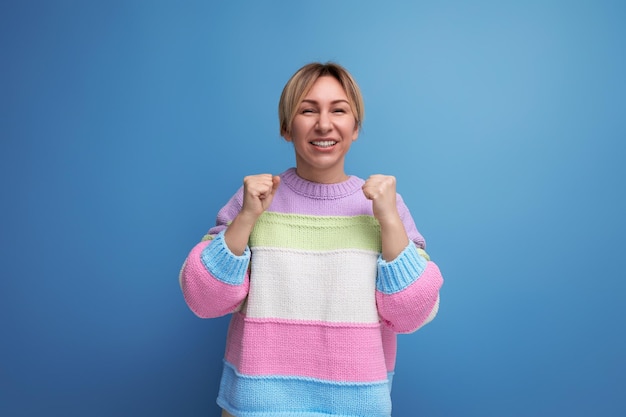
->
xmin=281 ymin=127 xmax=292 ymax=142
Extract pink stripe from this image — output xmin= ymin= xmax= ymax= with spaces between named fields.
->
xmin=380 ymin=324 xmax=397 ymax=372
xmin=224 ymin=313 xmax=389 ymax=382
xmin=376 ymin=261 xmax=443 ymax=333
xmin=180 ymin=240 xmax=249 ymax=318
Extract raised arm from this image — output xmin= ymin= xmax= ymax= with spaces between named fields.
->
xmin=362 ymin=175 xmax=409 ymax=261
xmin=224 ymin=174 xmax=280 ymax=255
xmin=363 ymin=175 xmax=444 ymax=333
xmin=179 ymin=174 xmax=280 ymax=318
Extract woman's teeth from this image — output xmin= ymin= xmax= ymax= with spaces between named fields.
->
xmin=311 ymin=141 xmax=337 ymax=148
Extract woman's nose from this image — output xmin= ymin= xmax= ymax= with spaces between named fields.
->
xmin=316 ymin=111 xmax=332 ymax=132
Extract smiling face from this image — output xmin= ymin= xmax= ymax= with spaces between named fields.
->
xmin=284 ymin=76 xmax=359 ymax=184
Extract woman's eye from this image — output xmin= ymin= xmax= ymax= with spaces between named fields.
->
xmin=333 ymin=108 xmax=347 ymax=114
xmin=301 ymin=108 xmax=315 ymax=114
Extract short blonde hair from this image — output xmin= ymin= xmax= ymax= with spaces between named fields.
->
xmin=278 ymin=62 xmax=364 ymax=137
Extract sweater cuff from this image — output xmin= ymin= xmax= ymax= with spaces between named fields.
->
xmin=376 ymin=242 xmax=428 ymax=294
xmin=200 ymin=231 xmax=250 ymax=285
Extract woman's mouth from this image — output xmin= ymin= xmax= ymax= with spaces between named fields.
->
xmin=310 ymin=140 xmax=337 ymax=148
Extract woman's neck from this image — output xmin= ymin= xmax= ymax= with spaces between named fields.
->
xmin=294 ymin=166 xmax=349 ymax=184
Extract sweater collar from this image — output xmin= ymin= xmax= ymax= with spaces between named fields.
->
xmin=280 ymin=168 xmax=364 ymax=200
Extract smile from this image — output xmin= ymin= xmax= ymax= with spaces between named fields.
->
xmin=310 ymin=140 xmax=337 ymax=148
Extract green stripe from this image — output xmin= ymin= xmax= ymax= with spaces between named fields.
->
xmin=249 ymin=211 xmax=382 ymax=252
xmin=417 ymin=248 xmax=430 ymax=261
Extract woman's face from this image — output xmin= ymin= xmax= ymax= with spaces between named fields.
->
xmin=284 ymin=76 xmax=359 ymax=184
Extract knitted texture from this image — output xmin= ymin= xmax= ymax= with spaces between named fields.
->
xmin=180 ymin=168 xmax=443 ymax=417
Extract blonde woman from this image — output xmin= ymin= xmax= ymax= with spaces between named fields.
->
xmin=180 ymin=62 xmax=444 ymax=416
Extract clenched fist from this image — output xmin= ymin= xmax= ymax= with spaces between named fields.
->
xmin=362 ymin=174 xmax=409 ymax=261
xmin=241 ymin=174 xmax=281 ymax=219
xmin=362 ymin=174 xmax=400 ymax=224
xmin=224 ymin=174 xmax=280 ymax=256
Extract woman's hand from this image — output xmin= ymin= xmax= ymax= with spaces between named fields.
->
xmin=225 ymin=174 xmax=280 ymax=256
xmin=362 ymin=175 xmax=401 ymax=224
xmin=240 ymin=174 xmax=281 ymax=220
xmin=362 ymin=175 xmax=409 ymax=261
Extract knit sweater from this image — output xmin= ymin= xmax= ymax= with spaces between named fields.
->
xmin=180 ymin=168 xmax=443 ymax=417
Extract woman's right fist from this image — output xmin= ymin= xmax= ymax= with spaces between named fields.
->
xmin=241 ymin=174 xmax=281 ymax=218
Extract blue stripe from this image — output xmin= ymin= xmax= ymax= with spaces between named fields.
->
xmin=217 ymin=361 xmax=392 ymax=416
xmin=200 ymin=231 xmax=250 ymax=285
xmin=376 ymin=242 xmax=427 ymax=294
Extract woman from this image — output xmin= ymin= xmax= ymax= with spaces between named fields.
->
xmin=180 ymin=62 xmax=444 ymax=416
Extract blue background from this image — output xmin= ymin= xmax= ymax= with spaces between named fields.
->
xmin=2 ymin=1 xmax=625 ymax=416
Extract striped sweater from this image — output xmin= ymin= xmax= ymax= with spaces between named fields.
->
xmin=180 ymin=168 xmax=443 ymax=417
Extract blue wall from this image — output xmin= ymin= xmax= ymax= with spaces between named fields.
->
xmin=2 ymin=1 xmax=624 ymax=416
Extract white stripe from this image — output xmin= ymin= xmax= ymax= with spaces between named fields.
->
xmin=246 ymin=247 xmax=380 ymax=323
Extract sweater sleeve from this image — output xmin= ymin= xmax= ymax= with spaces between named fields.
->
xmin=375 ymin=195 xmax=444 ymax=333
xmin=179 ymin=189 xmax=251 ymax=318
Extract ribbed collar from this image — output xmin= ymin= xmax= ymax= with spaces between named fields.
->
xmin=280 ymin=168 xmax=364 ymax=200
